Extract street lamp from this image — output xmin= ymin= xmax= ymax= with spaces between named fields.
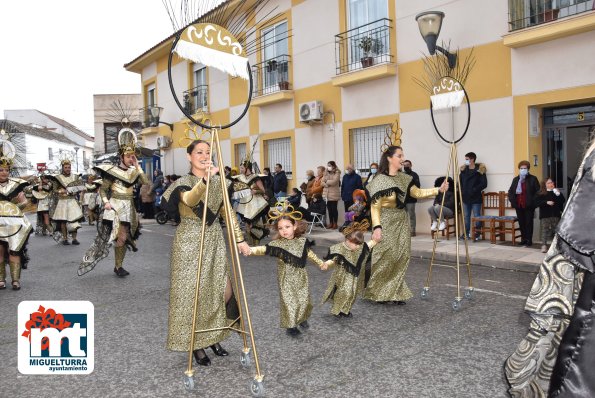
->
xmin=73 ymin=146 xmax=79 ymax=173
xmin=146 ymin=106 xmax=173 ymax=130
xmin=415 ymin=11 xmax=457 ymax=69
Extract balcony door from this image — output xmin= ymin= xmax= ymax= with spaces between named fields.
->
xmin=262 ymin=21 xmax=288 ymax=92
xmin=346 ymin=0 xmax=388 ymax=68
xmin=192 ymin=65 xmax=207 ymax=112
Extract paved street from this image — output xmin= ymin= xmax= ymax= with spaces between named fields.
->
xmin=0 ymin=219 xmax=537 ymax=398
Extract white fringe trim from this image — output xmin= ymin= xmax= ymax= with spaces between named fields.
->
xmin=175 ymin=40 xmax=249 ymax=80
xmin=431 ymin=91 xmax=465 ymax=110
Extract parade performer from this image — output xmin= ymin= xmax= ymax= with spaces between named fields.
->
xmin=48 ymin=154 xmax=84 ymax=245
xmin=83 ymin=175 xmax=102 ymax=226
xmin=365 ymin=145 xmax=447 ymax=304
xmin=162 ymin=140 xmax=251 ymax=366
xmin=504 ymin=141 xmax=595 ymax=397
xmin=80 ymin=128 xmax=148 ymax=277
xmin=321 ymin=220 xmax=377 ymax=318
xmin=233 ymin=149 xmax=269 ymax=244
xmin=0 ymin=129 xmax=32 ymax=290
xmin=249 ymin=202 xmax=326 ymax=337
xmin=31 ymin=174 xmax=53 ymax=236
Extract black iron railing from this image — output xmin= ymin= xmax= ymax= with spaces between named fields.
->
xmin=335 ymin=18 xmax=393 ymax=75
xmin=252 ymin=54 xmax=291 ymax=97
xmin=509 ymin=0 xmax=594 ymax=31
xmin=183 ymin=85 xmax=209 ymax=114
xmin=139 ymin=105 xmax=162 ymax=129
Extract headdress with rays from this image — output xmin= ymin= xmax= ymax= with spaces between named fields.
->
xmin=241 ymin=135 xmax=260 ymax=172
xmin=58 ymin=150 xmax=74 ymax=167
xmin=380 ymin=119 xmax=403 ymax=153
xmin=178 ymin=118 xmax=212 ymax=148
xmin=105 ymin=100 xmax=141 ymax=157
xmin=0 ymin=129 xmax=17 ymax=170
xmin=163 ymin=0 xmax=291 ymax=81
xmin=0 ymin=121 xmax=28 ymax=176
xmin=342 ymin=220 xmax=370 ymax=237
xmin=268 ymin=201 xmax=302 ymax=223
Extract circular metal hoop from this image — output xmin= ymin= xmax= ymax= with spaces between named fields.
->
xmin=429 ymin=79 xmax=471 ymax=144
xmin=168 ymin=34 xmax=253 ymax=130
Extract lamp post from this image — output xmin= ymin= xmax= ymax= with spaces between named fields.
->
xmin=415 ymin=11 xmax=457 ymax=69
xmin=73 ymin=146 xmax=79 ymax=173
xmin=146 ymin=105 xmax=173 ymax=130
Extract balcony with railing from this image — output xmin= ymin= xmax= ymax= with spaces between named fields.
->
xmin=251 ymin=55 xmax=293 ymax=106
xmin=183 ymin=85 xmax=209 ymax=115
xmin=505 ymin=0 xmax=595 ymax=47
xmin=332 ymin=18 xmax=396 ymax=87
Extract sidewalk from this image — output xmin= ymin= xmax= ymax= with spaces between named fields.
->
xmin=307 ymin=228 xmax=543 ymax=273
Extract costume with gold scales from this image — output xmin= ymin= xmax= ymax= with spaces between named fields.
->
xmin=233 ymin=172 xmax=269 ymax=243
xmin=364 ymin=173 xmax=438 ymax=302
xmin=162 ymin=174 xmax=245 ymax=351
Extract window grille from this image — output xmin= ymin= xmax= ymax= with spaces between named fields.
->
xmin=349 ymin=125 xmax=387 ymax=177
xmin=264 ymin=137 xmax=292 ymax=179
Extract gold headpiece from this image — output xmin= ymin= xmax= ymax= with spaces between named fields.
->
xmin=58 ymin=151 xmax=74 ymax=166
xmin=118 ymin=128 xmax=139 ymax=156
xmin=0 ymin=129 xmax=16 ymax=169
xmin=268 ymin=201 xmax=303 ymax=222
xmin=380 ymin=119 xmax=403 ymax=153
xmin=342 ymin=220 xmax=370 ymax=237
xmin=178 ymin=116 xmax=212 ymax=148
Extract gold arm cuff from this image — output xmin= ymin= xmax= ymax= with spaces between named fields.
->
xmin=181 ymin=179 xmax=206 ymax=207
xmin=250 ymin=246 xmax=267 ymax=256
xmin=307 ymin=249 xmax=324 ymax=267
xmin=410 ymin=186 xmax=439 ymax=199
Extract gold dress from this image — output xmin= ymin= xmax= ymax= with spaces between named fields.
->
xmin=162 ymin=174 xmax=244 ymax=351
xmin=322 ymin=240 xmax=377 ymax=316
xmin=251 ymin=237 xmax=324 ymax=328
xmin=364 ymin=173 xmax=438 ymax=302
xmin=233 ymin=174 xmax=269 ymax=242
xmin=0 ymin=178 xmax=33 ymax=252
xmin=32 ymin=183 xmax=51 ymax=212
xmin=48 ymin=173 xmax=84 ymax=228
xmin=95 ymin=165 xmax=148 ymax=240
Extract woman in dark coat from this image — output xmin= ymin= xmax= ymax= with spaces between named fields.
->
xmin=507 ymin=160 xmax=540 ymax=247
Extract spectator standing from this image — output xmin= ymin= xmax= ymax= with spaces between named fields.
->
xmin=460 ymin=152 xmax=488 ymax=241
xmin=140 ymin=183 xmax=155 ymax=219
xmin=363 ymin=162 xmax=379 ymax=189
xmin=151 ymin=169 xmax=164 ymax=194
xmin=508 ymin=160 xmax=540 ymax=248
xmin=273 ymin=163 xmax=288 ymax=200
xmin=262 ymin=167 xmax=275 ymax=204
xmin=533 ymin=177 xmax=565 ymax=253
xmin=402 ymin=160 xmax=420 ymax=236
xmin=322 ymin=161 xmax=341 ymax=229
xmin=341 ymin=164 xmax=363 ymax=212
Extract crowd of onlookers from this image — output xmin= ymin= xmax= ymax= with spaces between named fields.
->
xmin=141 ymin=153 xmax=566 ymax=252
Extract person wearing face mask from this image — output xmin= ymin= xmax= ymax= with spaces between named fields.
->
xmin=363 ymin=162 xmax=379 ymax=189
xmin=303 ymin=169 xmax=316 ymax=205
xmin=533 ymin=178 xmax=565 ymax=253
xmin=322 ymin=161 xmax=341 ymax=229
xmin=402 ymin=160 xmax=420 ymax=237
xmin=341 ymin=164 xmax=363 ymax=215
xmin=508 ymin=160 xmax=540 ymax=248
xmin=459 ymin=152 xmax=488 ymax=241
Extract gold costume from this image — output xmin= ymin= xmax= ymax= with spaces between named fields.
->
xmin=251 ymin=237 xmax=324 ymax=328
xmin=364 ymin=173 xmax=438 ymax=302
xmin=233 ymin=174 xmax=269 ymax=243
xmin=49 ymin=173 xmax=85 ymax=224
xmin=163 ymin=174 xmax=245 ymax=351
xmin=322 ymin=240 xmax=377 ymax=316
xmin=0 ymin=178 xmax=32 ymax=286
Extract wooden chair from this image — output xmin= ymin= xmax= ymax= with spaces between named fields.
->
xmin=431 ymin=214 xmax=457 ymax=240
xmin=494 ymin=191 xmax=522 ymax=245
xmin=471 ymin=192 xmax=500 ymax=243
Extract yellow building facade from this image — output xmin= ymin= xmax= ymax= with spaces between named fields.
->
xmin=125 ymin=0 xmax=595 ymax=227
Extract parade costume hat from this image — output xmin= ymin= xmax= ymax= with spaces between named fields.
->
xmin=268 ymin=201 xmax=302 ymax=223
xmin=0 ymin=129 xmax=16 ymax=169
xmin=381 ymin=120 xmax=403 ymax=153
xmin=105 ymin=100 xmax=141 ymax=158
xmin=342 ymin=220 xmax=370 ymax=237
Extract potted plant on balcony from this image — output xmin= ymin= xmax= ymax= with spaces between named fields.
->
xmin=358 ymin=36 xmax=383 ymax=68
xmin=266 ymin=59 xmax=278 ymax=73
xmin=183 ymin=93 xmax=193 ymax=114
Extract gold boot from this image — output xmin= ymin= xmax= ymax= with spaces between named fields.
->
xmin=113 ymin=246 xmax=129 ymax=277
xmin=9 ymin=261 xmax=21 ymax=290
xmin=0 ymin=262 xmax=6 ymax=289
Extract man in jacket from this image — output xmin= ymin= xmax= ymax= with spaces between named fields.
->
xmin=341 ymin=164 xmax=363 ymax=212
xmin=403 ymin=160 xmax=420 ymax=236
xmin=273 ymin=163 xmax=288 ymax=200
xmin=507 ymin=160 xmax=540 ymax=247
xmin=460 ymin=152 xmax=488 ymax=241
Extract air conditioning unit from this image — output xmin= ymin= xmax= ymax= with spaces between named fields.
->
xmin=299 ymin=101 xmax=323 ymax=123
xmin=157 ymin=136 xmax=171 ymax=149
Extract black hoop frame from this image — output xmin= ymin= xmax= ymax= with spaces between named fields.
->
xmin=429 ymin=78 xmax=471 ymax=144
xmin=168 ymin=34 xmax=253 ymax=130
